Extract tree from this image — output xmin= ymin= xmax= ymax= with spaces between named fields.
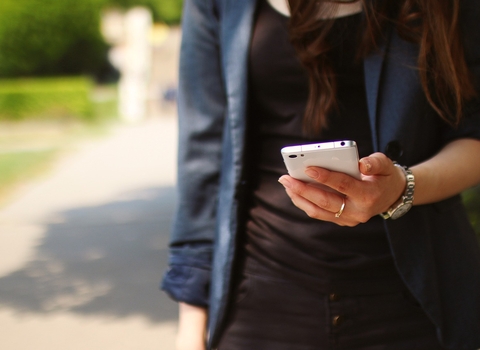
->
xmin=0 ymin=0 xmax=112 ymax=79
xmin=0 ymin=0 xmax=183 ymax=79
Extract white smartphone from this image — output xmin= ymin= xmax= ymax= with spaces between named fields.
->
xmin=281 ymin=140 xmax=361 ymax=183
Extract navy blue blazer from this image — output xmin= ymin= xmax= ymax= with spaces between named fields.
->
xmin=162 ymin=0 xmax=480 ymax=348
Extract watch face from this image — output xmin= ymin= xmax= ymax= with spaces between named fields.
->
xmin=391 ymin=203 xmax=412 ymax=220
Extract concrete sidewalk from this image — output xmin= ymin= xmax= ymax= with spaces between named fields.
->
xmin=0 ymin=117 xmax=179 ymax=349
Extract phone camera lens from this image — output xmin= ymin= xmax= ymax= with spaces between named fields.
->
xmin=341 ymin=142 xmax=345 ymax=146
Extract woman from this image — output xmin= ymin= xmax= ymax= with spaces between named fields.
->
xmin=162 ymin=0 xmax=480 ymax=349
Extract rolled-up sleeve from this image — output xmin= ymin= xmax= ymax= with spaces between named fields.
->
xmin=161 ymin=244 xmax=213 ymax=306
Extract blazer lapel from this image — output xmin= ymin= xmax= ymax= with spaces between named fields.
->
xmin=220 ymin=0 xmax=257 ymax=129
xmin=363 ymin=28 xmax=392 ymax=152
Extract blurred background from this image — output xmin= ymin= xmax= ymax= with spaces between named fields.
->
xmin=0 ymin=0 xmax=479 ymax=349
xmin=0 ymin=0 xmax=181 ymax=349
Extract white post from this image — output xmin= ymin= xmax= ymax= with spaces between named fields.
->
xmin=116 ymin=7 xmax=152 ymax=123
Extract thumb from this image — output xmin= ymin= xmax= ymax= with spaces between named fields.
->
xmin=359 ymin=153 xmax=393 ymax=176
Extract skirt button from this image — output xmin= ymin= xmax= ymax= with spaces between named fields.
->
xmin=329 ymin=293 xmax=340 ymax=302
xmin=332 ymin=315 xmax=345 ymax=327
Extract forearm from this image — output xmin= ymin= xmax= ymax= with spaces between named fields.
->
xmin=176 ymin=302 xmax=208 ymax=350
xmin=411 ymin=138 xmax=480 ymax=205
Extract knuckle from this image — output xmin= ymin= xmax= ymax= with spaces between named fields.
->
xmin=336 ymin=178 xmax=351 ymax=193
xmin=295 ymin=184 xmax=307 ymax=196
xmin=305 ymin=207 xmax=320 ymax=219
xmin=373 ymin=152 xmax=387 ymax=161
xmin=317 ymin=197 xmax=332 ymax=210
xmin=317 ymin=170 xmax=331 ymax=182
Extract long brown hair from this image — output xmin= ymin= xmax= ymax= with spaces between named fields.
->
xmin=287 ymin=0 xmax=476 ymax=135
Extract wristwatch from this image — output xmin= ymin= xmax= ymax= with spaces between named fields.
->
xmin=380 ymin=163 xmax=415 ymax=220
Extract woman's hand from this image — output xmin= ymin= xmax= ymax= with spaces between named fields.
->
xmin=278 ymin=152 xmax=405 ymax=226
xmin=176 ymin=303 xmax=207 ymax=350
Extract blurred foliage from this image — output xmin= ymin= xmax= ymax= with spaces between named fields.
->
xmin=107 ymin=0 xmax=184 ymax=24
xmin=0 ymin=77 xmax=93 ymax=122
xmin=0 ymin=0 xmax=113 ymax=79
xmin=0 ymin=0 xmax=182 ymax=79
xmin=462 ymin=186 xmax=480 ymax=241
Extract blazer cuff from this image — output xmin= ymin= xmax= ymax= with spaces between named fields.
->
xmin=160 ymin=245 xmax=212 ymax=307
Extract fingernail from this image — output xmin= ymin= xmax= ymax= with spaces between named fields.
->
xmin=305 ymin=168 xmax=319 ymax=179
xmin=360 ymin=159 xmax=372 ymax=172
xmin=278 ymin=176 xmax=292 ymax=188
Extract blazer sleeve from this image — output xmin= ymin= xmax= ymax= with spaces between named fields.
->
xmin=161 ymin=0 xmax=226 ymax=307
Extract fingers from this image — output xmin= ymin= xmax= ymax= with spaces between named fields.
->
xmin=279 ymin=176 xmax=343 ymax=211
xmin=278 ymin=152 xmax=400 ymax=226
xmin=278 ymin=175 xmax=353 ymax=224
xmin=359 ymin=153 xmax=393 ymax=176
xmin=303 ymin=166 xmax=357 ymax=196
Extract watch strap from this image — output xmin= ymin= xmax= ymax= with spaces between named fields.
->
xmin=380 ymin=163 xmax=415 ymax=220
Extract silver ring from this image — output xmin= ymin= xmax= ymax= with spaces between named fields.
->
xmin=335 ymin=198 xmax=346 ymax=218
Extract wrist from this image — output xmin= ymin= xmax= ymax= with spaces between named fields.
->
xmin=177 ymin=303 xmax=207 ymax=343
xmin=380 ymin=163 xmax=415 ymax=220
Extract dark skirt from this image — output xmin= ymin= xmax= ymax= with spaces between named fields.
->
xmin=215 ymin=257 xmax=444 ymax=350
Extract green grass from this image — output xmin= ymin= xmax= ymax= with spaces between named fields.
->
xmin=0 ymin=149 xmax=57 ymax=199
xmin=0 ymin=150 xmax=57 ymax=183
xmin=0 ymin=83 xmax=119 ymax=205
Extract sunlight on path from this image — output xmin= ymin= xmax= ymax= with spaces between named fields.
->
xmin=0 ymin=117 xmax=178 ymax=350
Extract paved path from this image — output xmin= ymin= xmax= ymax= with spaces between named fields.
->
xmin=0 ymin=117 xmax=179 ymax=349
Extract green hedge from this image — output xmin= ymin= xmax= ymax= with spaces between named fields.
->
xmin=106 ymin=0 xmax=183 ymax=24
xmin=154 ymin=0 xmax=183 ymax=24
xmin=0 ymin=77 xmax=93 ymax=121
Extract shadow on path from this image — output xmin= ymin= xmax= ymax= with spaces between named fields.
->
xmin=0 ymin=186 xmax=177 ymax=323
